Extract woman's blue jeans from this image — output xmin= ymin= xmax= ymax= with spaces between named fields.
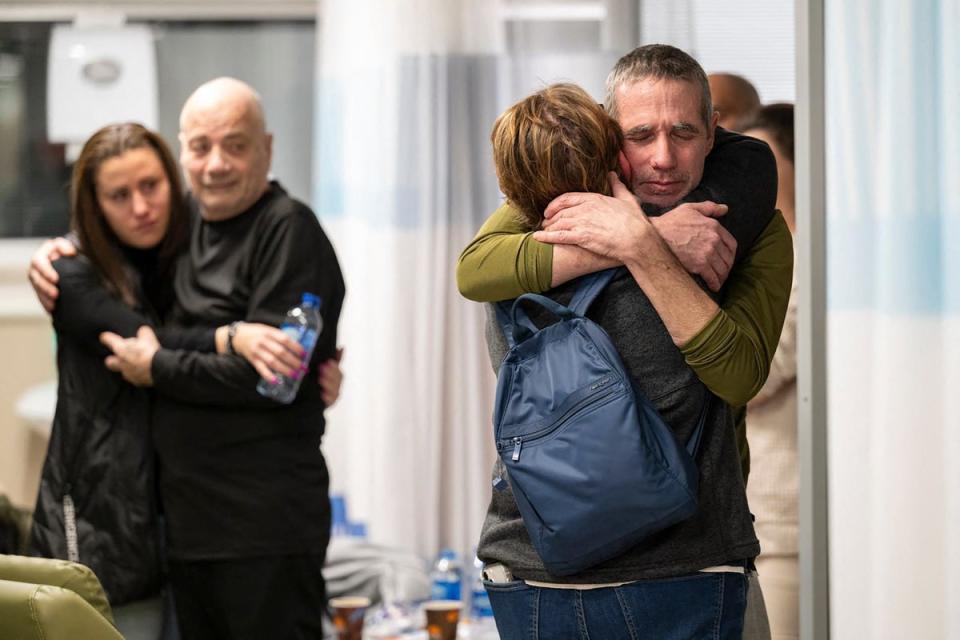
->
xmin=485 ymin=571 xmax=748 ymax=640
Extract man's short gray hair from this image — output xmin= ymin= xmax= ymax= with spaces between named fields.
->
xmin=604 ymin=44 xmax=712 ymax=127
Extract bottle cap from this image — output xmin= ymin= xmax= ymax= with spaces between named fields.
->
xmin=301 ymin=293 xmax=321 ymax=308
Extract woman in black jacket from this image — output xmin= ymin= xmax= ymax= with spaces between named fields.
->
xmin=27 ymin=123 xmax=305 ymax=638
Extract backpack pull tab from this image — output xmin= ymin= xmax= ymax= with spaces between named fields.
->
xmin=512 ymin=437 xmax=522 ymax=462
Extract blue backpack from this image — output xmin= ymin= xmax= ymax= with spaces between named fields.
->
xmin=493 ymin=268 xmax=707 ymax=576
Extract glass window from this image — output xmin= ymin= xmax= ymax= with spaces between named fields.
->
xmin=0 ymin=23 xmax=70 ymax=238
xmin=0 ymin=19 xmax=315 ymax=239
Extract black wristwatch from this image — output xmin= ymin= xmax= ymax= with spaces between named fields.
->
xmin=226 ymin=321 xmax=241 ymax=355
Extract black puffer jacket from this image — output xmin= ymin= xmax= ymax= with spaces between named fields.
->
xmin=29 ymin=252 xmax=211 ymax=605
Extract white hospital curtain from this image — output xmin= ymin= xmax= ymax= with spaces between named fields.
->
xmin=313 ymin=0 xmax=503 ymax=562
xmin=825 ymin=1 xmax=960 ymax=638
xmin=312 ymin=0 xmax=620 ymax=565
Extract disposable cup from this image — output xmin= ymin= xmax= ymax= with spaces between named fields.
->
xmin=330 ymin=595 xmax=371 ymax=640
xmin=424 ymin=600 xmax=461 ymax=640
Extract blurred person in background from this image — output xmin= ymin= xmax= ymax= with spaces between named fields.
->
xmin=742 ymin=102 xmax=799 ymax=640
xmin=708 ymin=73 xmax=761 ymax=132
xmin=27 ymin=122 xmax=313 ymax=640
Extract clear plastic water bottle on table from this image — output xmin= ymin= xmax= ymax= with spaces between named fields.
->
xmin=429 ymin=548 xmax=463 ymax=602
xmin=470 ymin=554 xmax=493 ymax=619
xmin=256 ymin=292 xmax=322 ymax=404
xmin=465 ymin=553 xmax=498 ymax=638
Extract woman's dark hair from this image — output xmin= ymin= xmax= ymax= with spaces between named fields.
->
xmin=742 ymin=103 xmax=794 ymax=164
xmin=70 ymin=122 xmax=188 ymax=306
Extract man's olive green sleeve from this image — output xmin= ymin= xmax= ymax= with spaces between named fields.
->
xmin=456 ymin=203 xmax=552 ymax=301
xmin=681 ymin=212 xmax=792 ymax=483
xmin=679 ymin=211 xmax=794 ymax=407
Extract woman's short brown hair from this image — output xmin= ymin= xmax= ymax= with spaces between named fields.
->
xmin=491 ymin=83 xmax=623 ymax=230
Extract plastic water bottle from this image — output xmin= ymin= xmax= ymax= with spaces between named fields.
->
xmin=429 ymin=548 xmax=463 ymax=602
xmin=256 ymin=293 xmax=322 ymax=403
xmin=470 ymin=554 xmax=493 ymax=619
xmin=461 ymin=554 xmax=498 ymax=639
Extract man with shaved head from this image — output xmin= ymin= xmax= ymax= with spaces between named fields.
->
xmin=103 ymin=77 xmax=344 ymax=638
xmin=178 ymin=78 xmax=274 ymax=222
xmin=709 ymin=72 xmax=761 ymax=132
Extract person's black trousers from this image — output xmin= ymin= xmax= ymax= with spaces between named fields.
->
xmin=168 ymin=554 xmax=327 ymax=640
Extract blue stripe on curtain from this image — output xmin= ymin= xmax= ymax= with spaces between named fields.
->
xmin=828 ymin=215 xmax=959 ymax=313
xmin=827 ymin=0 xmax=958 ymax=315
xmin=316 ymin=54 xmax=501 ymax=228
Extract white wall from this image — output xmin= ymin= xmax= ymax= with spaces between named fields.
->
xmin=0 ymin=242 xmax=56 ymax=510
xmin=641 ymin=0 xmax=795 ymax=103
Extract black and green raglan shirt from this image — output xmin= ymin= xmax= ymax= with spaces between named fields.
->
xmin=460 ymin=129 xmax=794 ymax=582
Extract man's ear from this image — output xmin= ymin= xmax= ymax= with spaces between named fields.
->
xmin=706 ymin=110 xmax=720 ymax=152
xmin=264 ymin=132 xmax=274 ymax=168
xmin=617 ymin=150 xmax=632 ymax=185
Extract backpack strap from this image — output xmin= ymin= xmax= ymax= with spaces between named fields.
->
xmin=567 ymin=268 xmax=620 ymax=316
xmin=494 ymin=268 xmax=620 ymax=347
xmin=494 ymin=300 xmax=539 ymax=349
xmin=496 ymin=294 xmax=575 ymax=346
xmin=493 ymin=301 xmax=514 ymax=346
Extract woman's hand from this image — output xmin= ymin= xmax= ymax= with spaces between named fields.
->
xmin=230 ymin=322 xmax=306 ymax=381
xmin=101 ymin=326 xmax=160 ymax=386
xmin=318 ymin=347 xmax=344 ymax=407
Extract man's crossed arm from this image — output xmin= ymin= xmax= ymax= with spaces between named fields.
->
xmin=536 ymin=172 xmax=721 ymax=346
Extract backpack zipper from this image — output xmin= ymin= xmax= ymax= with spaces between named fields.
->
xmin=504 ymin=381 xmax=621 ymax=463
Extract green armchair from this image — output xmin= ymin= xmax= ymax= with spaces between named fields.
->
xmin=0 ymin=554 xmax=123 ymax=639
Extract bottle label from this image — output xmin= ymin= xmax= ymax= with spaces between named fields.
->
xmin=281 ymin=324 xmax=318 ymax=353
xmin=472 ymin=587 xmax=493 ymax=617
xmin=431 ymin=580 xmax=461 ymax=602
xmin=301 ymin=328 xmax=318 ymax=352
xmin=280 ymin=323 xmax=300 ymax=341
